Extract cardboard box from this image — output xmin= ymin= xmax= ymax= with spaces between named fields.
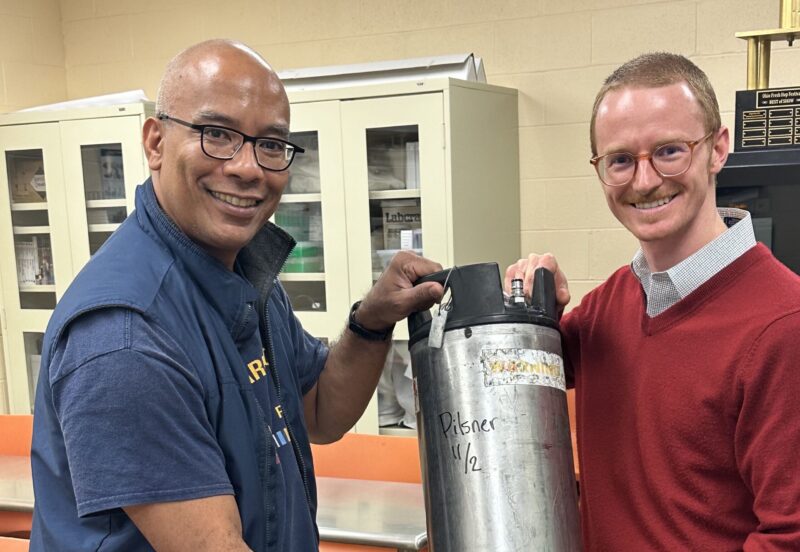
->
xmin=9 ymin=156 xmax=46 ymax=203
xmin=381 ymin=199 xmax=421 ymax=250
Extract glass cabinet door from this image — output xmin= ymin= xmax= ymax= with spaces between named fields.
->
xmin=341 ymin=93 xmax=446 ymax=336
xmin=365 ymin=125 xmax=424 ymax=280
xmin=0 ymin=123 xmax=72 ymax=412
xmin=60 ymin=116 xmax=147 ymax=270
xmin=276 ymin=101 xmax=349 ymax=340
xmin=341 ymin=93 xmax=446 ymax=434
xmin=0 ymin=125 xmax=72 ymax=309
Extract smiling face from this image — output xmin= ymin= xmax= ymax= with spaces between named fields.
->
xmin=143 ymin=43 xmax=290 ymax=269
xmin=593 ymin=82 xmax=730 ymax=270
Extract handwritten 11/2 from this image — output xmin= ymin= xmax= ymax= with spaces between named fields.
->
xmin=451 ymin=442 xmax=482 ymax=474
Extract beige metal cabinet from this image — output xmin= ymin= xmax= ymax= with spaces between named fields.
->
xmin=0 ymin=80 xmax=519 ymax=429
xmin=284 ymin=78 xmax=520 ymax=434
xmin=0 ymin=102 xmax=153 ymax=413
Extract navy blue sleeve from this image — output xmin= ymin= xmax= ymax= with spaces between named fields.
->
xmin=49 ymin=308 xmax=233 ymax=517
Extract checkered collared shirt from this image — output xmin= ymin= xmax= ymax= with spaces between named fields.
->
xmin=631 ymin=208 xmax=757 ymax=317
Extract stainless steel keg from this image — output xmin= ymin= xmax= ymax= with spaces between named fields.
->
xmin=408 ymin=263 xmax=581 ymax=552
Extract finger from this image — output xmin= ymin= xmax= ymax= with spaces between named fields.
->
xmin=535 ymin=253 xmax=559 ymax=275
xmin=367 ymin=281 xmax=444 ymax=326
xmin=522 ymin=253 xmax=544 ymax=297
xmin=505 ymin=257 xmax=537 ymax=293
xmin=395 ymin=253 xmax=443 ymax=284
xmin=555 ymin=268 xmax=571 ymax=309
xmin=532 ymin=254 xmax=570 ymax=308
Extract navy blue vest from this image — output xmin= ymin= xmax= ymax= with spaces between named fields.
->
xmin=30 ymin=179 xmax=324 ymax=550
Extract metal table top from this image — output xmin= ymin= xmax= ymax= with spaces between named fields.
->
xmin=316 ymin=476 xmax=427 ymax=550
xmin=0 ymin=455 xmax=32 ymax=513
xmin=0 ymin=456 xmax=427 ymax=550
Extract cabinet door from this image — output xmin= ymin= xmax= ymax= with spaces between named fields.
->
xmin=0 ymin=123 xmax=72 ymax=412
xmin=60 ymin=116 xmax=148 ymax=271
xmin=341 ymin=93 xmax=447 ymax=433
xmin=277 ymin=101 xmax=350 ymax=340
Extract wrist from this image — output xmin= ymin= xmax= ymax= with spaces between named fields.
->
xmin=348 ymin=300 xmax=394 ymax=341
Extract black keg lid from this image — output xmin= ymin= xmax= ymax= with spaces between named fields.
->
xmin=407 ymin=262 xmax=558 ymax=347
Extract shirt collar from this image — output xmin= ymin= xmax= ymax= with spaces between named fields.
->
xmin=631 ymin=207 xmax=757 ymax=316
xmin=137 ymin=178 xmax=295 ymax=336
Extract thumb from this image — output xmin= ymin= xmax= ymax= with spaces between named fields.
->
xmin=409 ymin=281 xmax=444 ymax=313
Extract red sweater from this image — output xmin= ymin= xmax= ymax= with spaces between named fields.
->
xmin=562 ymin=244 xmax=800 ymax=551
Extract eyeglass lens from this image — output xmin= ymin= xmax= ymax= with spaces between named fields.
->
xmin=201 ymin=126 xmax=294 ymax=170
xmin=599 ymin=142 xmax=694 ymax=186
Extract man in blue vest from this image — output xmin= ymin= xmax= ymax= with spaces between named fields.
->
xmin=30 ymin=39 xmax=443 ymax=551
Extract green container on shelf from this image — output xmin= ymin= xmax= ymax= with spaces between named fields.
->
xmin=283 ymin=241 xmax=324 ymax=273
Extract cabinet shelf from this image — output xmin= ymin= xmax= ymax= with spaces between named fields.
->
xmin=279 ymin=272 xmax=325 ymax=282
xmin=12 ymin=225 xmax=49 ymax=234
xmin=280 ymin=193 xmax=322 ymax=203
xmin=368 ymin=189 xmax=421 ymax=201
xmin=10 ymin=202 xmax=48 ymax=212
xmin=88 ymin=223 xmax=121 ymax=233
xmin=19 ymin=284 xmax=56 ymax=293
xmin=85 ymin=199 xmax=127 ymax=209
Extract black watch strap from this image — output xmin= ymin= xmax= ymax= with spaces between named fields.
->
xmin=348 ymin=300 xmax=394 ymax=341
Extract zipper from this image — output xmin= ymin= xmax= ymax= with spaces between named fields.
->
xmin=260 ymin=294 xmax=314 ymax=511
xmin=252 ymin=398 xmax=273 ymax=549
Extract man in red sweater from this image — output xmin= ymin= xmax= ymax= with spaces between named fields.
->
xmin=507 ymin=53 xmax=800 ymax=550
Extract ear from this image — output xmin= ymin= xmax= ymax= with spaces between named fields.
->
xmin=142 ymin=117 xmax=164 ymax=172
xmin=708 ymin=126 xmax=730 ymax=176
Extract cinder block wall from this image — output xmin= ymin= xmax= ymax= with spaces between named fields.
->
xmin=0 ymin=0 xmax=66 ymax=112
xmin=2 ymin=0 xmax=799 ymax=308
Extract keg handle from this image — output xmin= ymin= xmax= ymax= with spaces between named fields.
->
xmin=413 ymin=263 xmax=509 ymax=318
xmin=414 ymin=263 xmax=556 ymax=321
xmin=531 ymin=267 xmax=557 ymax=321
xmin=407 ymin=263 xmax=560 ymax=344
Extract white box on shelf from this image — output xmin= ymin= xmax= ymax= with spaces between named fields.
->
xmin=405 ymin=141 xmax=419 ymax=189
xmin=15 ymin=238 xmax=38 ymax=285
xmin=381 ymin=199 xmax=421 ymax=250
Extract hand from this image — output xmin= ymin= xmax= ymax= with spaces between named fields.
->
xmin=354 ymin=250 xmax=445 ymax=331
xmin=504 ymin=253 xmax=570 ymax=312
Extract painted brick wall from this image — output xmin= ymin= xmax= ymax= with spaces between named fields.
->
xmin=0 ymin=0 xmax=66 ymax=113
xmin=0 ymin=0 xmax=797 ymax=413
xmin=1 ymin=0 xmax=798 ymax=306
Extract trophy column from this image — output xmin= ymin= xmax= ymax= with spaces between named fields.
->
xmin=737 ymin=0 xmax=800 ymax=90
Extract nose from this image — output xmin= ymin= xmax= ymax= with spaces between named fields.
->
xmin=222 ymin=141 xmax=263 ymax=182
xmin=630 ymin=156 xmax=662 ymax=194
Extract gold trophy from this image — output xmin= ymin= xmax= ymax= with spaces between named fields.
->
xmin=734 ymin=0 xmax=800 ymax=151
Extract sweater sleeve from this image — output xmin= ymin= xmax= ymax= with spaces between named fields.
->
xmin=560 ymin=306 xmax=582 ymax=389
xmin=737 ymin=310 xmax=800 ymax=550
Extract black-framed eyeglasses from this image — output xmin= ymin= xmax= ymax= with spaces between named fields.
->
xmin=589 ymin=131 xmax=715 ymax=187
xmin=157 ymin=114 xmax=304 ymax=172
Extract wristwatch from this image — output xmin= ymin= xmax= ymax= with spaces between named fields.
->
xmin=348 ymin=300 xmax=394 ymax=341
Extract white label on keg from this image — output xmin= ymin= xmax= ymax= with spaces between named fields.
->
xmin=480 ymin=348 xmax=565 ymax=391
